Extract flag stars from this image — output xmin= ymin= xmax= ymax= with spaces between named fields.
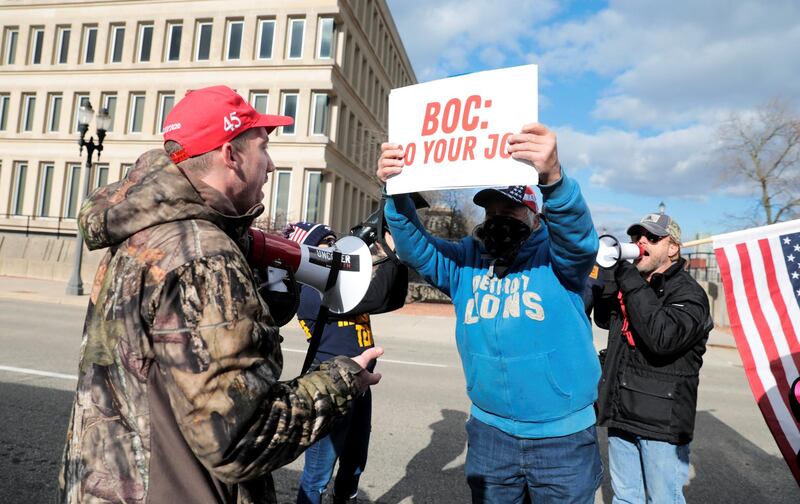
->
xmin=795 ymin=244 xmax=800 ymax=252
xmin=789 ymin=254 xmax=796 ymax=262
xmin=785 ymin=237 xmax=793 ymax=245
xmin=793 ymin=271 xmax=800 ymax=280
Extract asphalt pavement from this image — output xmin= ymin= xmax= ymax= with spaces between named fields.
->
xmin=0 ymin=275 xmax=796 ymax=503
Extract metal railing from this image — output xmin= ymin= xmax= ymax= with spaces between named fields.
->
xmin=0 ymin=213 xmax=78 ymax=238
xmin=684 ymin=251 xmax=721 ymax=283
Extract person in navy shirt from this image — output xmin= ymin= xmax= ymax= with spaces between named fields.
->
xmin=285 ymin=221 xmax=408 ymax=504
xmin=377 ymin=123 xmax=601 ymax=504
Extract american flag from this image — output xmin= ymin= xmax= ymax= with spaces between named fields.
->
xmin=714 ymin=218 xmax=800 ymax=485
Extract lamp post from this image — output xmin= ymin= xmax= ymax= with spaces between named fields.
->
xmin=658 ymin=201 xmax=666 ymax=215
xmin=66 ymin=102 xmax=110 ymax=295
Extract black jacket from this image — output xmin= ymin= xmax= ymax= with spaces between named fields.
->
xmin=595 ymin=258 xmax=712 ymax=444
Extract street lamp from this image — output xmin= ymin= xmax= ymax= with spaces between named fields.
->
xmin=66 ymin=103 xmax=110 ymax=295
xmin=658 ymin=201 xmax=666 ymax=215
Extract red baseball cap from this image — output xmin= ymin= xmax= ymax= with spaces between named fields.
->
xmin=163 ymin=85 xmax=294 ymax=164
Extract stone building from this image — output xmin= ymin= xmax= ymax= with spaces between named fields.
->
xmin=0 ymin=0 xmax=415 ymax=243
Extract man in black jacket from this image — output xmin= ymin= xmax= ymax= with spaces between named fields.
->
xmin=595 ymin=212 xmax=712 ymax=504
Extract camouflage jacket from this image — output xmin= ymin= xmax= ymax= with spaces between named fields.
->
xmin=58 ymin=150 xmax=363 ymax=503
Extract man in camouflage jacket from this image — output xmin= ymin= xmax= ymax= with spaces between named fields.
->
xmin=58 ymin=86 xmax=381 ymax=503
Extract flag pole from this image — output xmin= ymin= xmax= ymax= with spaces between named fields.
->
xmin=682 ymin=237 xmax=714 ymax=248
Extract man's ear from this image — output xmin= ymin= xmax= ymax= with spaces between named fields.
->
xmin=668 ymin=240 xmax=681 ymax=260
xmin=220 ymin=142 xmax=239 ymax=170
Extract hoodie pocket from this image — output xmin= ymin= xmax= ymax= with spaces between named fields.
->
xmin=507 ymin=351 xmax=573 ymax=421
xmin=465 ymin=354 xmax=511 ymax=416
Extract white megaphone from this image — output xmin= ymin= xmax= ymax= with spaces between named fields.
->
xmin=247 ymin=229 xmax=373 ymax=313
xmin=596 ymin=234 xmax=644 ymax=268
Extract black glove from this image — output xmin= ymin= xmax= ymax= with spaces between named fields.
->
xmin=599 ymin=263 xmax=621 ymax=297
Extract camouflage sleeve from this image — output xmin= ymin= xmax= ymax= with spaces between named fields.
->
xmin=148 ymin=252 xmax=361 ymax=482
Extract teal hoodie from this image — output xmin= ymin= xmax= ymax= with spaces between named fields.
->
xmin=384 ymin=174 xmax=600 ymax=438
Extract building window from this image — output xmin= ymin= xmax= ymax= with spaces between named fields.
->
xmin=303 ymin=171 xmax=323 ymax=222
xmin=64 ymin=164 xmax=81 ymax=219
xmin=257 ymin=19 xmax=275 ymax=60
xmin=157 ymin=93 xmax=175 ymax=132
xmin=287 ymin=18 xmax=305 ymax=59
xmin=30 ymin=27 xmax=44 ymax=64
xmin=138 ymin=24 xmax=153 ymax=62
xmin=47 ymin=94 xmax=63 ymax=132
xmin=94 ymin=164 xmax=109 ymax=189
xmin=226 ymin=20 xmax=243 ymax=60
xmin=0 ymin=94 xmax=9 ymax=130
xmin=250 ymin=92 xmax=268 ymax=114
xmin=310 ymin=93 xmax=329 ymax=136
xmin=12 ymin=162 xmax=27 ymax=215
xmin=280 ymin=93 xmax=298 ymax=135
xmin=271 ymin=170 xmax=292 ymax=228
xmin=56 ymin=27 xmax=71 ymax=64
xmin=83 ymin=26 xmax=97 ymax=63
xmin=195 ymin=22 xmax=212 ymax=61
xmin=38 ymin=163 xmax=54 ymax=217
xmin=110 ymin=25 xmax=125 ymax=63
xmin=4 ymin=28 xmax=18 ymax=64
xmin=166 ymin=23 xmax=182 ymax=61
xmin=317 ymin=18 xmax=334 ymax=59
xmin=102 ymin=93 xmax=117 ymax=133
xmin=73 ymin=93 xmax=90 ymax=132
xmin=128 ymin=93 xmax=145 ymax=133
xmin=21 ymin=94 xmax=36 ymax=132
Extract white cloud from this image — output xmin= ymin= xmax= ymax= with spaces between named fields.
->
xmin=534 ymin=0 xmax=800 ymax=127
xmin=386 ymin=0 xmax=559 ymax=80
xmin=558 ymin=125 xmax=725 ymax=198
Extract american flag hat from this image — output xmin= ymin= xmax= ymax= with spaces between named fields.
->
xmin=473 ymin=186 xmax=538 ymax=213
xmin=283 ymin=221 xmax=336 ymax=246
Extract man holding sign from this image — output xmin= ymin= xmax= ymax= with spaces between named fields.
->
xmin=377 ymin=122 xmax=602 ymax=503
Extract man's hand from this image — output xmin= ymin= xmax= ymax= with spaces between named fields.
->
xmin=377 ymin=143 xmax=404 ymax=183
xmin=351 ymin=346 xmax=384 ymax=391
xmin=507 ymin=123 xmax=562 ymax=185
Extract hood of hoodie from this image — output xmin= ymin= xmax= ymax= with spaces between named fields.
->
xmin=79 ymin=149 xmax=263 ymax=250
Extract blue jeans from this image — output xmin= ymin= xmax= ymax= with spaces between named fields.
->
xmin=465 ymin=417 xmax=602 ymax=504
xmin=297 ymin=390 xmax=372 ymax=504
xmin=608 ymin=429 xmax=691 ymax=504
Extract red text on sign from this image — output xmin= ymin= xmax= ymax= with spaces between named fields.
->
xmin=423 ymin=136 xmax=478 ymax=164
xmin=421 ymin=95 xmax=484 ymax=136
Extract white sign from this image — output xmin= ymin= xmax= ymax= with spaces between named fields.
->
xmin=386 ymin=64 xmax=538 ymax=195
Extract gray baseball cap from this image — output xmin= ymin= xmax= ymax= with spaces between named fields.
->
xmin=627 ymin=213 xmax=681 ymax=243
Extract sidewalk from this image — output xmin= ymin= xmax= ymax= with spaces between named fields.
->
xmin=0 ymin=275 xmax=735 ymax=348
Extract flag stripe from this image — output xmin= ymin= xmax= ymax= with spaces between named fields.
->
xmin=736 ymin=242 xmax=792 ymax=411
xmin=767 ymin=238 xmax=800 ymax=357
xmin=760 ymin=239 xmax=800 ymax=373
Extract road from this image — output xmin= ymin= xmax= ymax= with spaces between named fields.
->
xmin=0 ymin=297 xmax=797 ymax=503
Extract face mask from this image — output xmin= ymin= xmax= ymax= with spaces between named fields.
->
xmin=474 ymin=215 xmax=532 ymax=259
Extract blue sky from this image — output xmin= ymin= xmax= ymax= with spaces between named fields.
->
xmin=385 ymin=0 xmax=800 ymax=241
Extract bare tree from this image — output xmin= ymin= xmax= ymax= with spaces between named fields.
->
xmin=718 ymin=99 xmax=800 ymax=225
xmin=419 ymin=189 xmax=482 ymax=240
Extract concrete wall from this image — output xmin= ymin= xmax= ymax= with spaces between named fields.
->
xmin=698 ymin=280 xmax=730 ymax=328
xmin=0 ymin=233 xmax=104 ymax=283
